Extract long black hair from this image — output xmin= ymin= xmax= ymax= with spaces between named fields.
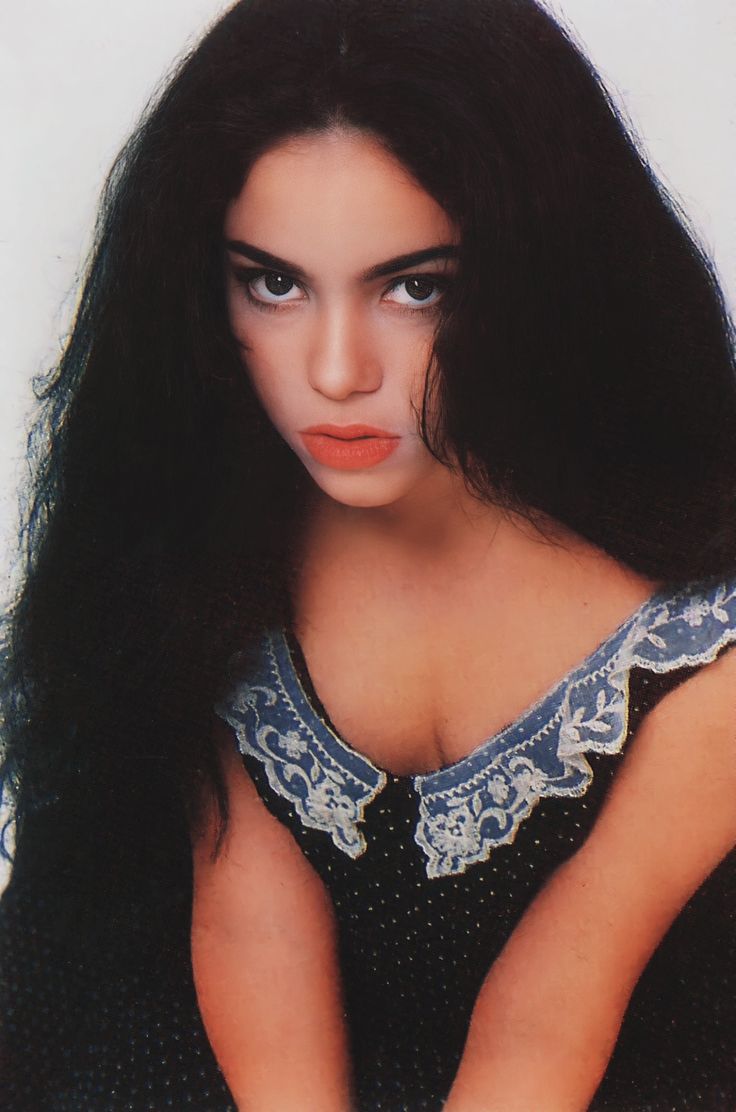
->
xmin=2 ymin=0 xmax=735 ymax=897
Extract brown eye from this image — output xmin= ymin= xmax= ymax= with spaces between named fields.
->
xmin=244 ymin=270 xmax=305 ymax=305
xmin=262 ymin=273 xmax=296 ymax=297
xmin=385 ymin=275 xmax=446 ymax=309
xmin=404 ymin=277 xmax=436 ymax=301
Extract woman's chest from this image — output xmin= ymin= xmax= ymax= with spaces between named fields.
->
xmin=288 ymin=503 xmax=660 ymax=776
xmin=290 ymin=586 xmax=639 ymax=777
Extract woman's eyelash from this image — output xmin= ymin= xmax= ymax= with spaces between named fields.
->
xmin=230 ymin=266 xmax=451 ymax=314
xmin=233 ymin=262 xmax=297 ymax=293
xmin=386 ymin=274 xmax=451 ymax=312
xmin=231 ymin=267 xmax=301 ymax=312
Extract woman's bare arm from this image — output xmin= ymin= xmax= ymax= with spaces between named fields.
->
xmin=191 ymin=729 xmax=352 ymax=1112
xmin=444 ymin=648 xmax=736 ymax=1112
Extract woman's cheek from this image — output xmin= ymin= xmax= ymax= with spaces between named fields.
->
xmin=243 ymin=346 xmax=302 ymax=439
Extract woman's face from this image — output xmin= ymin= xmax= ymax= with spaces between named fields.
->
xmin=224 ymin=128 xmax=460 ymax=510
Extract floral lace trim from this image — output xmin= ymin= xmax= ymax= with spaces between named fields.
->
xmin=414 ymin=579 xmax=736 ymax=876
xmin=216 ymin=578 xmax=736 ymax=878
xmin=215 ymin=632 xmax=386 ymax=858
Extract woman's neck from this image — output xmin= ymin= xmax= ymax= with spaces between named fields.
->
xmin=300 ymin=464 xmax=507 ymax=569
xmin=294 ymin=464 xmax=653 ymax=617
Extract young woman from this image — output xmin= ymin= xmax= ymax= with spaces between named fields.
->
xmin=2 ymin=2 xmax=735 ymax=1110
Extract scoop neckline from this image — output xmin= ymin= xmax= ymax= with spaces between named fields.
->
xmin=277 ymin=583 xmax=671 ymax=785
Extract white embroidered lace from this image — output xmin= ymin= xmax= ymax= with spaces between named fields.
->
xmin=215 ymin=578 xmax=736 ymax=878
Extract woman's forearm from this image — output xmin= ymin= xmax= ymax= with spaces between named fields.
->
xmin=191 ymin=741 xmax=354 ymax=1112
xmin=442 ymin=955 xmax=616 ymax=1112
xmin=192 ymin=910 xmax=353 ymax=1112
xmin=441 ymin=854 xmax=636 ymax=1112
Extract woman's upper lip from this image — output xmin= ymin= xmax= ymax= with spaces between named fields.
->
xmin=301 ymin=424 xmax=399 ymax=439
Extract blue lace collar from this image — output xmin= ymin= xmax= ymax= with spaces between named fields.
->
xmin=215 ymin=577 xmax=736 ymax=878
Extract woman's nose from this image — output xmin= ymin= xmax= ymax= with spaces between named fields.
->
xmin=306 ymin=305 xmax=383 ymax=400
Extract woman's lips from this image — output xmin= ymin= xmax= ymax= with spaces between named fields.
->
xmin=299 ymin=424 xmax=400 ymax=470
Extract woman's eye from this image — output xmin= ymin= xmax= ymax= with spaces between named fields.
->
xmin=384 ymin=276 xmax=445 ymax=308
xmin=247 ymin=271 xmax=305 ymax=304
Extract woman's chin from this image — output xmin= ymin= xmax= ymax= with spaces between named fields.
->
xmin=305 ymin=468 xmax=415 ymax=509
xmin=293 ymin=454 xmax=402 ymax=506
xmin=297 ymin=451 xmax=456 ymax=513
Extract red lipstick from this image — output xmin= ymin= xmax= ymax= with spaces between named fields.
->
xmin=299 ymin=424 xmax=400 ymax=470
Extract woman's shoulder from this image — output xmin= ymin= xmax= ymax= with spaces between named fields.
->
xmin=579 ymin=574 xmax=736 ymax=905
xmin=513 ymin=576 xmax=736 ymax=1037
xmin=552 ymin=562 xmax=736 ymax=801
xmin=531 ymin=518 xmax=736 ymax=695
xmin=408 ymin=564 xmax=736 ymax=878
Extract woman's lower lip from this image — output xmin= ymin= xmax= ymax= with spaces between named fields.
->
xmin=299 ymin=432 xmax=399 ymax=470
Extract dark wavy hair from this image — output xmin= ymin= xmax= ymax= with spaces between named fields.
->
xmin=2 ymin=0 xmax=735 ymax=904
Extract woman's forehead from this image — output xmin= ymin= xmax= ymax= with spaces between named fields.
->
xmin=223 ymin=129 xmax=458 ymax=278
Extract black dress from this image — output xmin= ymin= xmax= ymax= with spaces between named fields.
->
xmin=3 ymin=575 xmax=736 ymax=1111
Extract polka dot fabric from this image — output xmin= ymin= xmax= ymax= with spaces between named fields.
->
xmin=251 ymin=636 xmax=736 ymax=1112
xmin=0 ymin=881 xmax=236 ymax=1112
xmin=1 ymin=660 xmax=735 ymax=1110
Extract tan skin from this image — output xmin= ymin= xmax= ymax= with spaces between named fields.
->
xmin=191 ymin=128 xmax=736 ymax=1110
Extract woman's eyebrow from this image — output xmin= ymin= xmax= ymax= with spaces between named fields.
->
xmin=225 ymin=240 xmax=309 ymax=281
xmin=363 ymin=245 xmax=459 ymax=280
xmin=224 ymin=239 xmax=459 ymax=282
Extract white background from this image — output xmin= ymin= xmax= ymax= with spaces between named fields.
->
xmin=1 ymin=1 xmax=735 ymax=890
